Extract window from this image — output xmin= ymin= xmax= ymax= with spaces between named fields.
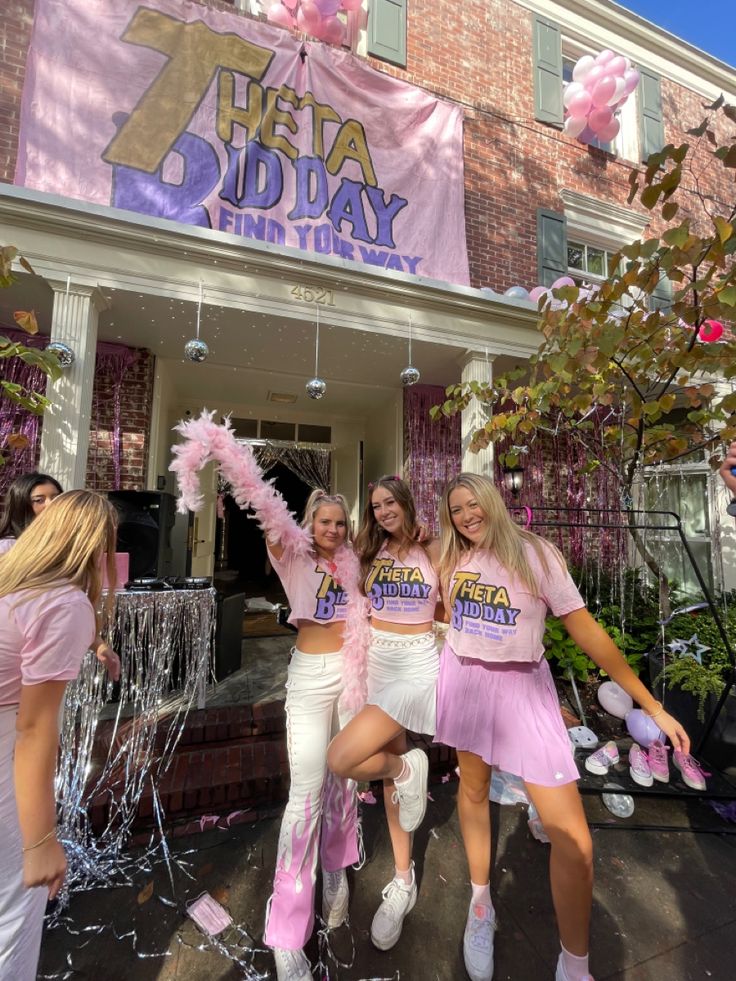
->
xmin=261 ymin=420 xmax=296 ymax=441
xmin=567 ymin=240 xmax=620 ymax=284
xmin=298 ymin=424 xmax=332 ymax=443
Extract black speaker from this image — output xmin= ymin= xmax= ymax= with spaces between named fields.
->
xmin=108 ymin=491 xmax=177 ymax=581
xmin=215 ymin=592 xmax=245 ymax=681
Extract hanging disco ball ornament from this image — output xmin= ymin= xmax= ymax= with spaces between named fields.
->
xmin=400 ymin=365 xmax=421 ymax=387
xmin=184 ymin=338 xmax=209 ymax=362
xmin=306 ymin=377 xmax=327 ymax=400
xmin=46 ymin=341 xmax=76 ymax=368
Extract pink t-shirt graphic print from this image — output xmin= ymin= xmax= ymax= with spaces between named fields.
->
xmin=365 ymin=543 xmax=438 ymax=624
xmin=269 ymin=544 xmax=349 ymax=627
xmin=447 ymin=542 xmax=584 ymax=664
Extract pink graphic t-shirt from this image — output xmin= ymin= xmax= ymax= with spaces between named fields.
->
xmin=365 ymin=542 xmax=438 ymax=624
xmin=0 ymin=584 xmax=96 ymax=705
xmin=447 ymin=541 xmax=584 ymax=664
xmin=269 ymin=543 xmax=349 ymax=627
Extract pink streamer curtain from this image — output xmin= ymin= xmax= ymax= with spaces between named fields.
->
xmin=404 ymin=385 xmax=461 ymax=535
xmin=1 ymin=329 xmax=137 ymax=493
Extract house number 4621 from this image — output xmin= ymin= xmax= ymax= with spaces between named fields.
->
xmin=290 ymin=284 xmax=335 ymax=306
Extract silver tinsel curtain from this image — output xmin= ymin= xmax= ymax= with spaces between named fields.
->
xmin=249 ymin=441 xmax=332 ymax=490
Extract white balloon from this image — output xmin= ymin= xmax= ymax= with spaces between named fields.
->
xmin=597 ymin=681 xmax=634 ymax=720
xmin=563 ymin=81 xmax=584 ymax=108
xmin=563 ymin=114 xmax=587 ymax=139
xmin=606 ymin=77 xmax=626 ymax=106
xmin=572 ymin=55 xmax=596 ymax=83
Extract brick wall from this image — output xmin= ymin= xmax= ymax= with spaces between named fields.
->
xmin=0 ymin=0 xmax=731 ymax=291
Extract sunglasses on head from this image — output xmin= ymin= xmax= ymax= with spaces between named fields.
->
xmin=368 ymin=474 xmax=402 ymax=491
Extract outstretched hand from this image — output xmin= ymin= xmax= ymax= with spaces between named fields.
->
xmin=95 ymin=642 xmax=121 ymax=682
xmin=656 ymin=709 xmax=690 ymax=755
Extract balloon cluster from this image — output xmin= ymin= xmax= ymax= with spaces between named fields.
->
xmin=563 ymin=50 xmax=640 ymax=145
xmin=484 ymin=275 xmax=583 ymax=308
xmin=266 ymin=0 xmax=362 ymax=45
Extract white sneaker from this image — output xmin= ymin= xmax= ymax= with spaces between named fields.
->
xmin=273 ymin=947 xmax=311 ymax=981
xmin=392 ymin=748 xmax=429 ymax=833
xmin=463 ymin=901 xmax=496 ymax=981
xmin=370 ymin=865 xmax=418 ymax=950
xmin=322 ymin=867 xmax=349 ymax=927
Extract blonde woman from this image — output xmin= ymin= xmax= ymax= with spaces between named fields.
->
xmin=0 ymin=490 xmax=118 ymax=980
xmin=435 ymin=474 xmax=689 ymax=981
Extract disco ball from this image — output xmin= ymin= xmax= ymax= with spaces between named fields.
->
xmin=306 ymin=377 xmax=327 ymax=400
xmin=400 ymin=365 xmax=421 ymax=387
xmin=184 ymin=338 xmax=209 ymax=363
xmin=46 ymin=341 xmax=75 ymax=368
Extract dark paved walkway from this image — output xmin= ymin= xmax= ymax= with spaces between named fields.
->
xmin=39 ymin=786 xmax=736 ymax=980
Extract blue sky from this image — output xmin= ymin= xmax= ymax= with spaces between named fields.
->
xmin=616 ymin=1 xmax=736 ymax=68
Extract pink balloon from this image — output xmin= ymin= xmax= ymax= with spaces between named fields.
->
xmin=341 ymin=0 xmax=363 ymax=8
xmin=595 ymin=48 xmax=616 ymax=65
xmin=588 ymin=107 xmax=613 ymax=136
xmin=551 ymin=276 xmax=576 ymax=289
xmin=583 ymin=65 xmax=606 ymax=91
xmin=591 ymin=75 xmax=617 ymax=108
xmin=699 ymin=320 xmax=724 ymax=342
xmin=622 ymin=68 xmax=641 ymax=96
xmin=282 ymin=0 xmax=298 ymax=8
xmin=597 ymin=117 xmax=620 ymax=142
xmin=267 ymin=3 xmax=295 ymax=28
xmin=563 ymin=114 xmax=588 ymax=138
xmin=568 ymin=90 xmax=593 ymax=117
xmin=563 ymin=81 xmax=584 ymax=108
xmin=606 ymin=77 xmax=626 ymax=106
xmin=321 ymin=14 xmax=345 ymax=44
xmin=607 ymin=55 xmax=628 ymax=77
xmin=529 ymin=286 xmax=548 ymax=303
xmin=572 ymin=55 xmax=596 ymax=83
xmin=297 ymin=1 xmax=322 ymax=32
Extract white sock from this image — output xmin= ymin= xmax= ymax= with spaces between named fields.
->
xmin=470 ymin=880 xmax=493 ymax=911
xmin=560 ymin=942 xmax=589 ymax=981
xmin=394 ymin=756 xmax=412 ymax=785
xmin=395 ymin=865 xmax=413 ymax=885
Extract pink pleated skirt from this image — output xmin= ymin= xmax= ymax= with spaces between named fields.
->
xmin=435 ymin=642 xmax=579 ymax=787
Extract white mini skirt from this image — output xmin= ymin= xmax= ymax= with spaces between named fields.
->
xmin=366 ymin=627 xmax=440 ymax=735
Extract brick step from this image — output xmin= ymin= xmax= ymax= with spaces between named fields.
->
xmin=88 ymin=727 xmax=458 ymax=834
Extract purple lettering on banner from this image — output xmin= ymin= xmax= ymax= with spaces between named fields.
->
xmin=358 ymin=246 xmax=388 ymax=267
xmin=314 ymin=223 xmax=332 ymax=254
xmin=326 ymin=178 xmax=372 ymax=244
xmin=402 ymin=255 xmax=422 ymax=274
xmin=365 ymin=186 xmax=407 ymax=248
xmin=267 ymin=219 xmax=285 ymax=244
xmin=220 ymin=140 xmax=283 ymax=210
xmin=242 ymin=213 xmax=267 ymax=241
xmin=294 ymin=224 xmax=312 ymax=249
xmin=111 ymin=117 xmax=219 ymax=228
xmin=288 ymin=156 xmax=328 ymax=220
xmin=386 ymin=254 xmax=403 ymax=271
xmin=219 ymin=206 xmax=234 ymax=231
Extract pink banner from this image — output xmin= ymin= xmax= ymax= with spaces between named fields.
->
xmin=16 ymin=0 xmax=469 ymax=284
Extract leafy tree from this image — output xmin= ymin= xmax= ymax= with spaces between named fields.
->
xmin=0 ymin=245 xmax=61 ymax=466
xmin=433 ymin=100 xmax=736 ymax=615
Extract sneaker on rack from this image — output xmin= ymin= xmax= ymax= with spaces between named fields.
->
xmin=370 ymin=864 xmax=417 ymax=950
xmin=555 ymin=952 xmax=596 ymax=981
xmin=647 ymin=740 xmax=670 ymax=783
xmin=273 ymin=947 xmax=311 ymax=981
xmin=673 ymin=750 xmax=708 ymax=791
xmin=322 ymin=867 xmax=349 ymax=928
xmin=463 ymin=900 xmax=496 ymax=981
xmin=393 ymin=748 xmax=429 ymax=833
xmin=584 ymin=740 xmax=619 ymax=776
xmin=628 ymin=743 xmax=653 ymax=787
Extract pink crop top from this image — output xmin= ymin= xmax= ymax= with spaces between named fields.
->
xmin=446 ymin=541 xmax=584 ymax=664
xmin=365 ymin=542 xmax=439 ymax=624
xmin=269 ymin=543 xmax=349 ymax=626
xmin=0 ymin=584 xmax=96 ymax=706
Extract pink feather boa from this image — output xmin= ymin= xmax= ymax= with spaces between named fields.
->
xmin=169 ymin=411 xmax=370 ymax=715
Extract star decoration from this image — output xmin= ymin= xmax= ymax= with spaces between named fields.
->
xmin=667 ymin=634 xmax=711 ymax=665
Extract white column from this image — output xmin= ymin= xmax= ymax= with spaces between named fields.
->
xmin=459 ymin=351 xmax=496 ymax=477
xmin=39 ymin=281 xmax=108 ymax=489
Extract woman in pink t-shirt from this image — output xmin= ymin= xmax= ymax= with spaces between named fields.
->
xmin=328 ymin=475 xmax=441 ymax=952
xmin=435 ymin=474 xmax=690 ymax=981
xmin=0 ymin=490 xmax=118 ymax=981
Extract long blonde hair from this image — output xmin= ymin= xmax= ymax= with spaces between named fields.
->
xmin=438 ymin=473 xmax=563 ymax=598
xmin=0 ymin=490 xmax=119 ymax=630
xmin=300 ymin=488 xmax=353 ymax=542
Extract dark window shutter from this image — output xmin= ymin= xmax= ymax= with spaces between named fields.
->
xmin=639 ymin=69 xmax=665 ymax=162
xmin=533 ymin=16 xmax=563 ymax=126
xmin=537 ymin=209 xmax=568 ymax=287
xmin=367 ymin=0 xmax=407 ymax=68
xmin=650 ymin=271 xmax=673 ymax=311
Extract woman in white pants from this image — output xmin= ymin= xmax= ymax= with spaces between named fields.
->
xmin=328 ymin=475 xmax=441 ymax=952
xmin=0 ymin=491 xmax=118 ymax=980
